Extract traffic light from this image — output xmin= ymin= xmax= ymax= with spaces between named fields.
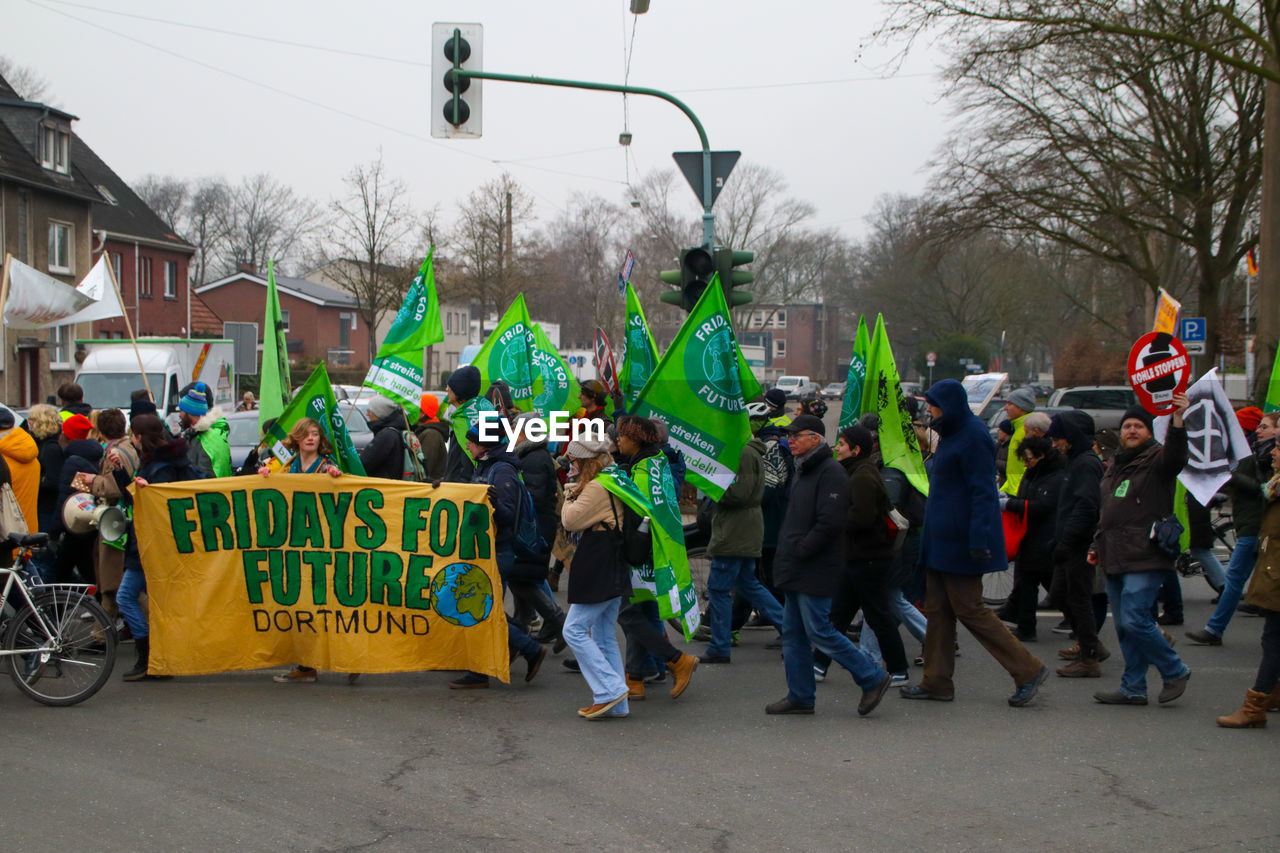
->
xmin=660 ymin=247 xmax=715 ymax=312
xmin=431 ymin=23 xmax=483 ymax=138
xmin=715 ymin=248 xmax=754 ymax=307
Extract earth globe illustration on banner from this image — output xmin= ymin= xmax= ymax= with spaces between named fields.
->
xmin=430 ymin=562 xmax=494 ymax=627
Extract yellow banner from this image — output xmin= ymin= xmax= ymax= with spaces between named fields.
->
xmin=1152 ymin=287 xmax=1182 ymax=335
xmin=134 ymin=475 xmax=509 ymax=681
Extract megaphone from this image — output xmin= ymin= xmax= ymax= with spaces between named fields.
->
xmin=62 ymin=493 xmax=128 ymax=540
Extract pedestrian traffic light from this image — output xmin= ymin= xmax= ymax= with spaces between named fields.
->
xmin=431 ymin=23 xmax=483 ymax=139
xmin=660 ymin=247 xmax=715 ymax=311
xmin=715 ymin=248 xmax=754 ymax=307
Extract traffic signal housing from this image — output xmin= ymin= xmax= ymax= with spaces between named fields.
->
xmin=715 ymin=248 xmax=754 ymax=307
xmin=431 ymin=23 xmax=483 ymax=138
xmin=660 ymin=247 xmax=715 ymax=312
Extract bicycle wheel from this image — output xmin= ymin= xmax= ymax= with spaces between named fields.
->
xmin=5 ymin=589 xmax=116 ymax=706
xmin=982 ymin=568 xmax=1013 ymax=606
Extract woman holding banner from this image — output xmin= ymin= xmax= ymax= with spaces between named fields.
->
xmin=560 ymin=438 xmax=632 ymax=719
xmin=260 ymin=418 xmax=345 ymax=684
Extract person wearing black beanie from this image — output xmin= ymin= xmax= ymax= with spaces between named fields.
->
xmin=444 ymin=365 xmax=495 ymax=483
xmin=447 ymin=365 xmax=483 ymax=403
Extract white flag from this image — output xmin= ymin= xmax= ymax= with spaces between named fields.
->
xmin=2 ymin=256 xmax=95 ymax=329
xmin=1154 ymin=368 xmax=1251 ymax=506
xmin=53 ymin=257 xmax=125 ymax=326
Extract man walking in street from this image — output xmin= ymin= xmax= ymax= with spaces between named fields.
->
xmin=765 ymin=414 xmax=891 ymax=716
xmin=901 ymin=379 xmax=1048 ymax=707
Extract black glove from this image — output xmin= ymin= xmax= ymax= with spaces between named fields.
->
xmin=969 ymin=548 xmax=991 ymax=563
xmin=430 ymin=479 xmax=442 ymax=490
xmin=487 ymin=485 xmax=498 ymax=504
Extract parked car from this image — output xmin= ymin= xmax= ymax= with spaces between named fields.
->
xmin=775 ymin=375 xmax=820 ymax=399
xmin=1046 ymin=386 xmax=1139 ymax=431
xmin=226 ymin=410 xmax=268 ymax=471
xmin=821 ymin=381 xmax=846 ymax=400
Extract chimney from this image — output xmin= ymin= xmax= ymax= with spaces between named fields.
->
xmin=237 ymin=262 xmax=258 ymax=275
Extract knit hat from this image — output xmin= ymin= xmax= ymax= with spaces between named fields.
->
xmin=997 ymin=419 xmax=1014 ymax=437
xmin=1120 ymin=406 xmax=1154 ymax=432
xmin=419 ymin=393 xmax=441 ymax=423
xmin=839 ymin=424 xmax=874 ymax=456
xmin=764 ymin=388 xmax=787 ymax=410
xmin=0 ymin=408 xmax=13 ymax=430
xmin=1237 ymin=406 xmax=1265 ymax=433
xmin=178 ymin=386 xmax=209 ymax=418
xmin=367 ymin=395 xmax=398 ymax=423
xmin=62 ymin=413 xmax=93 ymax=441
xmin=129 ymin=398 xmax=158 ymax=419
xmin=1007 ymin=387 xmax=1037 ymax=414
xmin=616 ymin=415 xmax=661 ymax=446
xmin=858 ymin=412 xmax=881 ymax=432
xmin=447 ymin=365 xmax=482 ymax=401
xmin=565 ymin=437 xmax=612 ymax=459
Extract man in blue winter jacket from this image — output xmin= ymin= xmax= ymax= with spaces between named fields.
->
xmin=900 ymin=379 xmax=1048 ymax=707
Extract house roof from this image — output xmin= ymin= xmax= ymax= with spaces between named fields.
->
xmin=0 ymin=106 xmax=102 ymax=204
xmin=195 ymin=271 xmax=358 ymax=308
xmin=72 ymin=131 xmax=194 ymax=253
xmin=189 ymin=291 xmax=223 ymax=337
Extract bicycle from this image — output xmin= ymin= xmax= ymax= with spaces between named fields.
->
xmin=1175 ymin=493 xmax=1236 ymax=582
xmin=0 ymin=532 xmax=117 ymax=706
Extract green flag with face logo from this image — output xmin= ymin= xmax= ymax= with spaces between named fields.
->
xmin=866 ymin=314 xmax=928 ymax=496
xmin=840 ymin=315 xmax=870 ymax=430
xmin=529 ymin=322 xmax=580 ymax=419
xmin=363 ymin=248 xmax=444 ymax=409
xmin=597 ymin=457 xmax=701 ymax=639
xmin=619 ymin=282 xmax=659 ymax=407
xmin=259 ymin=363 xmax=366 ymax=475
xmin=472 ymin=294 xmax=543 ymax=412
xmin=632 ymin=275 xmax=761 ymax=500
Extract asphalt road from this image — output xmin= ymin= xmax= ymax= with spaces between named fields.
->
xmin=1 ymin=583 xmax=1276 ymax=853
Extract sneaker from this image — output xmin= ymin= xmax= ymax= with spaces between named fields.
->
xmin=813 ymin=664 xmax=828 ymax=683
xmin=449 ymin=672 xmax=490 ymax=689
xmin=1156 ymin=612 xmax=1184 ymax=626
xmin=765 ymin=697 xmax=814 ymax=715
xmin=1184 ymin=628 xmax=1222 ymax=646
xmin=642 ymin=670 xmax=666 ymax=684
xmin=1051 ymin=619 xmax=1072 ymax=635
xmin=273 ymin=667 xmax=317 ymax=683
xmin=889 ymin=672 xmax=910 ymax=687
xmin=1094 ymin=689 xmax=1148 ymax=706
xmin=1158 ymin=670 xmax=1191 ymax=704
xmin=562 ymin=658 xmax=581 ymax=673
xmin=743 ymin=613 xmax=775 ymax=629
xmin=1008 ymin=665 xmax=1049 ymax=707
xmin=579 ymin=694 xmax=627 ymax=719
xmin=913 ymin=653 xmax=925 ymax=667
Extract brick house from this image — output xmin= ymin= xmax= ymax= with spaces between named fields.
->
xmin=743 ymin=302 xmax=840 ymax=384
xmin=196 ymin=269 xmax=371 ymax=373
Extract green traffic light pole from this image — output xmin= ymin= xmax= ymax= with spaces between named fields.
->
xmin=450 ymin=67 xmax=717 ymax=251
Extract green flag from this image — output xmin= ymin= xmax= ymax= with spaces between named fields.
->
xmin=471 ymin=294 xmax=542 ymax=412
xmin=866 ymin=314 xmax=929 ymax=496
xmin=259 ymin=259 xmax=290 ymax=432
xmin=597 ymin=458 xmax=701 ymax=639
xmin=529 ymin=322 xmax=580 ymax=419
xmin=447 ymin=395 xmax=497 ymax=465
xmin=632 ymin=274 xmax=762 ymax=500
xmin=259 ymin=363 xmax=366 ymax=475
xmin=619 ymin=282 xmax=659 ymax=407
xmin=839 ymin=315 xmax=870 ymax=430
xmin=363 ymin=248 xmax=444 ymax=409
xmin=1265 ymin=346 xmax=1280 ymax=412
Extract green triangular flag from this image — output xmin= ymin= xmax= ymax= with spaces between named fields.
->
xmin=866 ymin=314 xmax=929 ymax=496
xmin=1265 ymin=344 xmax=1280 ymax=413
xmin=259 ymin=259 xmax=291 ymax=432
xmin=632 ymin=274 xmax=761 ymax=500
xmin=471 ymin=294 xmax=543 ymax=412
xmin=619 ymin=282 xmax=659 ymax=407
xmin=840 ymin=315 xmax=870 ymax=430
xmin=363 ymin=248 xmax=444 ymax=409
xmin=260 ymin=363 xmax=366 ymax=475
xmin=529 ymin=322 xmax=581 ymax=419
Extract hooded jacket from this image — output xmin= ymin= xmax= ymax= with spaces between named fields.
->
xmin=709 ymin=437 xmax=765 ymax=558
xmin=772 ymin=442 xmax=849 ymax=597
xmin=473 ymin=446 xmax=522 ymax=553
xmin=920 ymin=379 xmax=1006 ymax=575
xmin=412 ymin=418 xmax=450 ymax=482
xmin=1005 ymin=448 xmax=1066 ymax=572
xmin=1094 ymin=424 xmax=1188 ymax=575
xmin=361 ymin=406 xmax=408 ymax=480
xmin=51 ymin=438 xmax=105 ymax=537
xmin=510 ymin=435 xmax=557 ymax=579
xmin=1050 ymin=410 xmax=1103 ymax=556
xmin=0 ymin=427 xmax=40 ymax=531
xmin=35 ymin=432 xmax=64 ymax=516
xmin=183 ymin=407 xmax=232 ymax=479
xmin=840 ymin=452 xmax=894 ymax=562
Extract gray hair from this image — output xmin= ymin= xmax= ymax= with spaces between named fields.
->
xmin=1022 ymin=412 xmax=1051 ymax=435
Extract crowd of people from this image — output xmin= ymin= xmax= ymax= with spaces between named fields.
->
xmin=2 ymin=369 xmax=1277 ymax=729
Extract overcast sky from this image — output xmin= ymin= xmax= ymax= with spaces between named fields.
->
xmin=7 ymin=0 xmax=953 ymax=244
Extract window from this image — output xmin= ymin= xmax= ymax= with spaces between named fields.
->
xmin=164 ymin=261 xmax=179 ymax=298
xmin=774 ymin=339 xmax=786 ymax=359
xmin=771 ymin=311 xmax=787 ymax=329
xmin=48 ymin=221 xmax=72 ymax=274
xmin=139 ymin=257 xmax=153 ymax=297
xmin=280 ymin=309 xmax=290 ymax=333
xmin=338 ymin=313 xmax=354 ymax=350
xmin=49 ymin=325 xmax=72 ymax=367
xmin=40 ymin=124 xmax=70 ymax=174
xmin=447 ymin=312 xmax=452 ymax=334
xmin=111 ymin=252 xmax=123 ymax=283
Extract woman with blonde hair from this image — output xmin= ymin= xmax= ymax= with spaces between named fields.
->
xmin=26 ymin=404 xmax=64 ymax=580
xmin=560 ymin=437 xmax=633 ymax=719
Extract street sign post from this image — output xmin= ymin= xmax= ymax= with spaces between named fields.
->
xmin=1180 ymin=316 xmax=1207 ymax=355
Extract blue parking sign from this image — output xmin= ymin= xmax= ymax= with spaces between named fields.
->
xmin=1179 ymin=317 xmax=1206 ymax=342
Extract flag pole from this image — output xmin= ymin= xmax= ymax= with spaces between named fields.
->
xmin=1 ymin=253 xmax=11 ymax=404
xmin=105 ymin=255 xmax=154 ymax=402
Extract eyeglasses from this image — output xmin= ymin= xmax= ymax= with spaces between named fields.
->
xmin=793 ymin=431 xmax=821 ymax=442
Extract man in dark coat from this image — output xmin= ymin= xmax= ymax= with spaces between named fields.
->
xmin=765 ymin=414 xmax=891 ymax=716
xmin=1091 ymin=398 xmax=1192 ymax=706
xmin=1045 ymin=411 xmax=1106 ymax=676
xmin=359 ymin=395 xmax=408 ymax=480
xmin=902 ymin=379 xmax=1047 ymax=707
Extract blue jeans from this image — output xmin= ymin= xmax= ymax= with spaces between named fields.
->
xmin=1106 ymin=572 xmax=1190 ymax=697
xmin=1205 ymin=535 xmax=1260 ymax=637
xmin=860 ymin=589 xmax=927 ymax=668
xmin=781 ymin=591 xmax=885 ymax=707
xmin=563 ymin=597 xmax=629 ymax=712
xmin=1188 ymin=547 xmax=1227 ymax=590
xmin=117 ymin=565 xmax=148 ymax=640
xmin=707 ymin=556 xmax=784 ymax=657
xmin=496 ymin=549 xmax=541 ymax=658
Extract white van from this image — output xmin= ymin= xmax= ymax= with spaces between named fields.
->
xmin=775 ymin=375 xmax=819 ymax=399
xmin=75 ymin=338 xmax=237 ymax=418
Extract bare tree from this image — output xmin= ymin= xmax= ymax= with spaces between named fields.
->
xmin=184 ymin=178 xmax=232 ymax=287
xmin=221 ymin=173 xmax=324 ymax=276
xmin=0 ymin=56 xmax=52 ymax=102
xmin=449 ymin=174 xmax=537 ymax=332
xmin=534 ymin=193 xmax=627 ymax=348
xmin=321 ymin=154 xmax=420 ymax=362
xmin=134 ymin=174 xmax=189 ymax=231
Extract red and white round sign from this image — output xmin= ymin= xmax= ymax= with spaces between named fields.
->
xmin=1126 ymin=332 xmax=1190 ymax=416
xmin=926 ymin=351 xmax=937 ymax=367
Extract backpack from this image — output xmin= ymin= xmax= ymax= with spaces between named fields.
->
xmin=400 ymin=429 xmax=428 ymax=482
xmin=761 ymin=436 xmax=793 ymax=492
xmin=486 ymin=462 xmax=547 ymax=560
xmin=609 ymin=497 xmax=654 ymax=568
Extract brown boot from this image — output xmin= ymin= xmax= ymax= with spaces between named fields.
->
xmin=667 ymin=653 xmax=698 ymax=699
xmin=1267 ymin=684 xmax=1280 ymax=712
xmin=1056 ymin=658 xmax=1101 ymax=678
xmin=1217 ymin=689 xmax=1269 ymax=728
xmin=626 ymin=676 xmax=645 ymax=700
xmin=1057 ymin=643 xmax=1081 ymax=660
